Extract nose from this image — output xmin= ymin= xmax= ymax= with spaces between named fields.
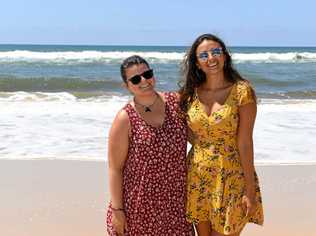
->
xmin=207 ymin=51 xmax=215 ymax=60
xmin=140 ymin=75 xmax=147 ymax=82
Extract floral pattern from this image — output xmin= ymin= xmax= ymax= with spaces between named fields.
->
xmin=186 ymin=80 xmax=264 ymax=235
xmin=106 ymin=92 xmax=194 ymax=236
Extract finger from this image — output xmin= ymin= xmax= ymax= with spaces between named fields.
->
xmin=117 ymin=227 xmax=124 ymax=235
xmin=245 ymin=201 xmax=251 ymax=216
xmin=241 ymin=200 xmax=247 ymax=213
xmin=246 ymin=202 xmax=253 ymax=217
xmin=114 ymin=224 xmax=124 ymax=235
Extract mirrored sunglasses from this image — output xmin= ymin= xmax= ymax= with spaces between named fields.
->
xmin=197 ymin=47 xmax=223 ymax=61
xmin=128 ymin=69 xmax=154 ymax=85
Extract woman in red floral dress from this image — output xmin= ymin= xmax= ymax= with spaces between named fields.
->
xmin=106 ymin=55 xmax=193 ymax=235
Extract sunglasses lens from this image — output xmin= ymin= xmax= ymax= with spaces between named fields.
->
xmin=211 ymin=48 xmax=222 ymax=57
xmin=198 ymin=52 xmax=209 ymax=60
xmin=142 ymin=69 xmax=154 ymax=79
xmin=128 ymin=69 xmax=153 ymax=85
xmin=129 ymin=75 xmax=142 ymax=85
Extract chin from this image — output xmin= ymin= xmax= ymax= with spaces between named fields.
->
xmin=139 ymin=88 xmax=156 ymax=95
xmin=209 ymin=67 xmax=224 ymax=74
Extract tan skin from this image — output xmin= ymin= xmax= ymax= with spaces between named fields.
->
xmin=193 ymin=40 xmax=257 ymax=236
xmin=108 ymin=63 xmax=166 ymax=235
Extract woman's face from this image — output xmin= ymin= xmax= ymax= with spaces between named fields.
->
xmin=195 ymin=39 xmax=226 ymax=76
xmin=124 ymin=63 xmax=156 ymax=96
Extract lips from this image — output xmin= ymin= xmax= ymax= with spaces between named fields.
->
xmin=139 ymin=84 xmax=151 ymax=90
xmin=207 ymin=61 xmax=218 ymax=69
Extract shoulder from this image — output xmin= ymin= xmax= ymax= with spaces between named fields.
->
xmin=111 ymin=107 xmax=130 ymax=131
xmin=115 ymin=108 xmax=129 ymax=122
xmin=162 ymin=91 xmax=179 ymax=101
xmin=236 ymin=79 xmax=253 ymax=91
xmin=235 ymin=79 xmax=256 ymax=106
xmin=159 ymin=91 xmax=180 ymax=108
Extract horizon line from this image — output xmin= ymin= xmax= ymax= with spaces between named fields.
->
xmin=0 ymin=43 xmax=316 ymax=48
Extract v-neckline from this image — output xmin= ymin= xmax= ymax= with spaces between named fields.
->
xmin=196 ymin=83 xmax=236 ymax=118
xmin=130 ymin=92 xmax=167 ymax=129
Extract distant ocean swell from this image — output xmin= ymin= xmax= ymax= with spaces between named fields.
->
xmin=1 ymin=50 xmax=316 ymax=63
xmin=0 ymin=76 xmax=123 ymax=92
xmin=1 ymin=91 xmax=316 ymax=102
xmin=1 ymin=76 xmax=316 ymax=99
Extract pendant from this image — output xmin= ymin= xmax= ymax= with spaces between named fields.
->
xmin=145 ymin=107 xmax=151 ymax=112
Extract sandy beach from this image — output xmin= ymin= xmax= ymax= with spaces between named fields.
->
xmin=1 ymin=160 xmax=315 ymax=236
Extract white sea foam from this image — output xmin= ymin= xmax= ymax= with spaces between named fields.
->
xmin=0 ymin=50 xmax=184 ymax=64
xmin=0 ymin=92 xmax=128 ymax=102
xmin=254 ymin=100 xmax=316 ymax=164
xmin=0 ymin=91 xmax=78 ymax=102
xmin=1 ymin=98 xmax=315 ymax=164
xmin=232 ymin=52 xmax=316 ymax=63
xmin=0 ymin=95 xmax=129 ymax=161
xmin=1 ymin=50 xmax=316 ymax=64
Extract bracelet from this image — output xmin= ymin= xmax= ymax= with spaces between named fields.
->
xmin=110 ymin=205 xmax=124 ymax=211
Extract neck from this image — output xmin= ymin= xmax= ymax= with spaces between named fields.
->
xmin=202 ymin=72 xmax=227 ymax=90
xmin=134 ymin=92 xmax=158 ymax=106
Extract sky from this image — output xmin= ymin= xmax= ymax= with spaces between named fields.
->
xmin=0 ymin=0 xmax=315 ymax=46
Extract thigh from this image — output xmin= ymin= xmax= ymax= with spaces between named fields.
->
xmin=196 ymin=221 xmax=212 ymax=236
xmin=211 ymin=230 xmax=240 ymax=236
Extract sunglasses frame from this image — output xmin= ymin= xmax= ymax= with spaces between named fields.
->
xmin=127 ymin=69 xmax=154 ymax=85
xmin=197 ymin=47 xmax=223 ymax=61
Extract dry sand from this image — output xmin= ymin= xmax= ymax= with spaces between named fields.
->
xmin=0 ymin=160 xmax=315 ymax=236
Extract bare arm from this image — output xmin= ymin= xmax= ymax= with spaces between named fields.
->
xmin=237 ymin=102 xmax=257 ymax=203
xmin=108 ymin=109 xmax=130 ymax=209
xmin=187 ymin=128 xmax=195 ymax=145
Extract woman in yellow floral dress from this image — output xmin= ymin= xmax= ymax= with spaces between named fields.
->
xmin=179 ymin=34 xmax=264 ymax=236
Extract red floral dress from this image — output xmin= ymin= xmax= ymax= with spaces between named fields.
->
xmin=106 ymin=92 xmax=193 ymax=236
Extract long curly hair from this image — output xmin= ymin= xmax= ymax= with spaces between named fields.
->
xmin=178 ymin=34 xmax=246 ymax=111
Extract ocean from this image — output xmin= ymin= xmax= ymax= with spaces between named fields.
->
xmin=1 ymin=45 xmax=316 ymax=164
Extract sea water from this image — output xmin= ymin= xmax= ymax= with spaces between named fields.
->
xmin=1 ymin=45 xmax=315 ymax=164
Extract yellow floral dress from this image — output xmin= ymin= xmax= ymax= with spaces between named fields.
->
xmin=186 ymin=80 xmax=264 ymax=235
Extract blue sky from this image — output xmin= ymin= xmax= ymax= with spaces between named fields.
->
xmin=1 ymin=0 xmax=315 ymax=46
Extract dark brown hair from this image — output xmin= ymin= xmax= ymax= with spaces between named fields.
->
xmin=178 ymin=34 xmax=246 ymax=111
xmin=120 ymin=55 xmax=149 ymax=83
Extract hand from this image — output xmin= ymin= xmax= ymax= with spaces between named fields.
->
xmin=112 ymin=210 xmax=127 ymax=235
xmin=241 ymin=194 xmax=256 ymax=217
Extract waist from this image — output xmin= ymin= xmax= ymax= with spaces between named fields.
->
xmin=188 ymin=146 xmax=242 ymax=170
xmin=193 ymin=139 xmax=237 ymax=150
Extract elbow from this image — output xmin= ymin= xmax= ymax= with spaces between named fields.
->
xmin=108 ymin=160 xmax=125 ymax=174
xmin=237 ymin=139 xmax=253 ymax=155
xmin=109 ymin=164 xmax=124 ymax=173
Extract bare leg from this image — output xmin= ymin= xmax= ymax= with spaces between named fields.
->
xmin=211 ymin=229 xmax=241 ymax=236
xmin=196 ymin=221 xmax=212 ymax=236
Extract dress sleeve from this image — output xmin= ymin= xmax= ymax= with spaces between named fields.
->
xmin=238 ymin=81 xmax=256 ymax=106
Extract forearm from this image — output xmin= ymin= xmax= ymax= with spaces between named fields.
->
xmin=109 ymin=167 xmax=124 ymax=208
xmin=187 ymin=128 xmax=195 ymax=145
xmin=238 ymin=142 xmax=255 ymax=194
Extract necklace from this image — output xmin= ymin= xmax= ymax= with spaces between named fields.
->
xmin=134 ymin=93 xmax=159 ymax=112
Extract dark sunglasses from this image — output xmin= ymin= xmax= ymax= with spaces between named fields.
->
xmin=197 ymin=47 xmax=223 ymax=61
xmin=127 ymin=69 xmax=154 ymax=85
